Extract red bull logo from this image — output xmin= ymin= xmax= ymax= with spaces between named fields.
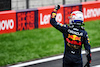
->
xmin=72 ymin=13 xmax=76 ymax=16
xmin=66 ymin=38 xmax=82 ymax=46
xmin=68 ymin=34 xmax=81 ymax=41
xmin=69 ymin=13 xmax=76 ymax=19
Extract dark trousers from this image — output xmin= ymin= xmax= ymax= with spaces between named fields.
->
xmin=63 ymin=54 xmax=83 ymax=67
xmin=63 ymin=61 xmax=83 ymax=67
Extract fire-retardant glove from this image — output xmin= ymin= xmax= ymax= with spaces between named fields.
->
xmin=55 ymin=5 xmax=60 ymax=10
xmin=84 ymin=52 xmax=91 ymax=67
xmin=84 ymin=62 xmax=90 ymax=67
xmin=51 ymin=5 xmax=60 ymax=19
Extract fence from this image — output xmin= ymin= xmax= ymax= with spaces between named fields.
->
xmin=0 ymin=0 xmax=11 ymax=11
xmin=11 ymin=0 xmax=95 ymax=10
xmin=0 ymin=1 xmax=100 ymax=34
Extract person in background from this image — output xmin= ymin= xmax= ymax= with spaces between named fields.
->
xmin=50 ymin=5 xmax=91 ymax=67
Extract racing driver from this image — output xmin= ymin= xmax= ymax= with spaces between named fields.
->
xmin=50 ymin=5 xmax=91 ymax=67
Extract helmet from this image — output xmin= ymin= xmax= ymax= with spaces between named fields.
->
xmin=69 ymin=11 xmax=84 ymax=26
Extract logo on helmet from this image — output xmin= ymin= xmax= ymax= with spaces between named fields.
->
xmin=69 ymin=11 xmax=84 ymax=26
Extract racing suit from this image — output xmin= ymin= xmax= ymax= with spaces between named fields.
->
xmin=50 ymin=9 xmax=91 ymax=67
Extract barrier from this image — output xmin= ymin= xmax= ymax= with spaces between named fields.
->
xmin=38 ymin=5 xmax=64 ymax=28
xmin=16 ymin=9 xmax=38 ymax=31
xmin=0 ymin=1 xmax=100 ymax=34
xmin=82 ymin=1 xmax=100 ymax=22
xmin=63 ymin=4 xmax=82 ymax=24
xmin=0 ymin=10 xmax=16 ymax=34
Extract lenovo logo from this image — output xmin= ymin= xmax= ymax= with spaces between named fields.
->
xmin=84 ymin=7 xmax=100 ymax=19
xmin=40 ymin=13 xmax=62 ymax=25
xmin=0 ymin=19 xmax=14 ymax=31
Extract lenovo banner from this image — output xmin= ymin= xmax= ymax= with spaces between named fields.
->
xmin=38 ymin=5 xmax=64 ymax=28
xmin=0 ymin=10 xmax=16 ymax=34
xmin=16 ymin=9 xmax=38 ymax=31
xmin=82 ymin=1 xmax=100 ymax=22
xmin=0 ymin=1 xmax=100 ymax=35
xmin=63 ymin=4 xmax=82 ymax=24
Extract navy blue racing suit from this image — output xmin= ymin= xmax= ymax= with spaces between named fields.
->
xmin=50 ymin=9 xmax=91 ymax=67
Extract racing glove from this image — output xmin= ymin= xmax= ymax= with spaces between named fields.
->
xmin=84 ymin=51 xmax=91 ymax=67
xmin=84 ymin=61 xmax=90 ymax=67
xmin=55 ymin=5 xmax=60 ymax=10
xmin=51 ymin=5 xmax=60 ymax=19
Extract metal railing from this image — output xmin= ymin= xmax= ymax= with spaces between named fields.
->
xmin=0 ymin=0 xmax=11 ymax=11
xmin=11 ymin=0 xmax=95 ymax=10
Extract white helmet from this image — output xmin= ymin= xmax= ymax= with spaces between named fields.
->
xmin=69 ymin=11 xmax=84 ymax=26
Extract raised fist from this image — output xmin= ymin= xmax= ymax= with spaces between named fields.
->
xmin=55 ymin=5 xmax=60 ymax=10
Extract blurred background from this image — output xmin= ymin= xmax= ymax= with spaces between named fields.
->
xmin=0 ymin=0 xmax=96 ymax=11
xmin=0 ymin=0 xmax=100 ymax=67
